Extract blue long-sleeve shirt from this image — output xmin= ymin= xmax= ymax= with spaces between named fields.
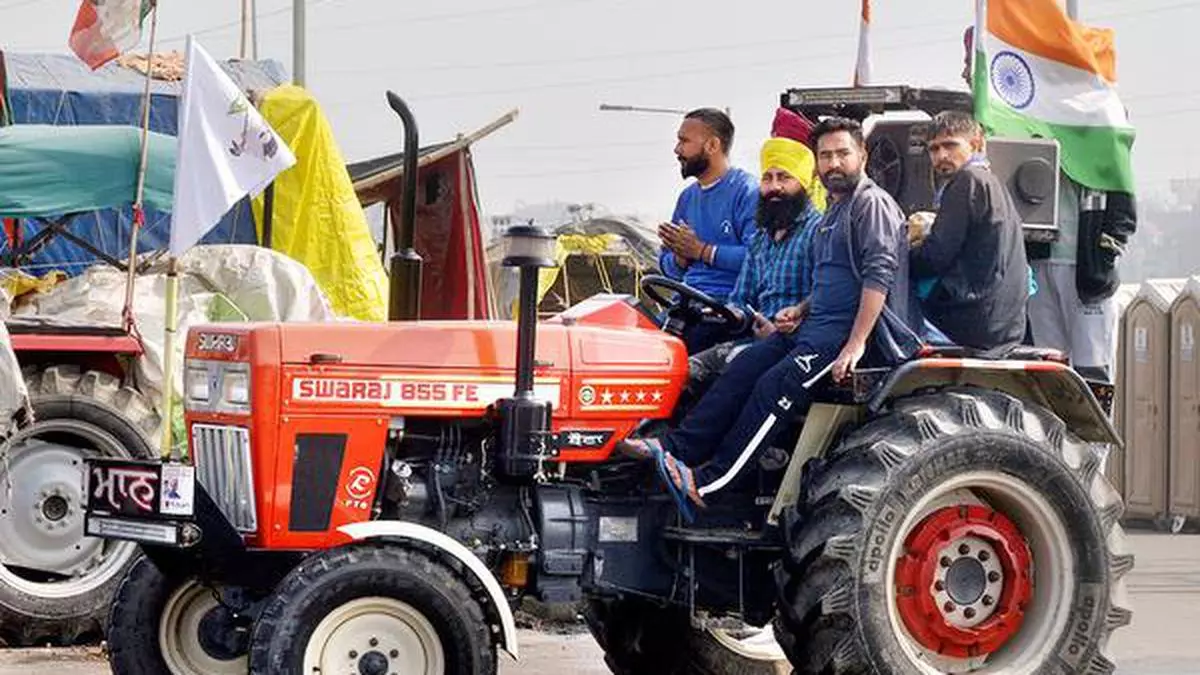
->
xmin=658 ymin=167 xmax=759 ymax=302
xmin=727 ymin=204 xmax=822 ymax=319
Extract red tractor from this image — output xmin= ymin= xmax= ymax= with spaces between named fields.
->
xmin=84 ymin=89 xmax=1132 ymax=675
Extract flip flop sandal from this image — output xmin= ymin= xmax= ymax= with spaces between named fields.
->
xmin=617 ymin=437 xmax=665 ymax=461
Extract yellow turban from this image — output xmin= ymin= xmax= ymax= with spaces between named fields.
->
xmin=760 ymin=137 xmax=827 ymax=212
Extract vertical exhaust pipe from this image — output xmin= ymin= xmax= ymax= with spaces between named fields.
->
xmin=385 ymin=91 xmax=423 ymax=321
xmin=496 ymin=224 xmax=557 ymax=480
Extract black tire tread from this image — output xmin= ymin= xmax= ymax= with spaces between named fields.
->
xmin=773 ymin=387 xmax=1132 ymax=674
xmin=104 ymin=556 xmax=175 ymax=674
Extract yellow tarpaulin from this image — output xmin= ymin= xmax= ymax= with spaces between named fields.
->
xmin=251 ymin=85 xmax=388 ymax=322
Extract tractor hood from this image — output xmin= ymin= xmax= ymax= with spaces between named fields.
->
xmin=273 ymin=320 xmax=683 ymax=378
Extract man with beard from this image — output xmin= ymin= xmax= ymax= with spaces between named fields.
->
xmin=658 ymin=108 xmax=759 ymax=354
xmin=909 ymin=110 xmax=1029 ymax=352
xmin=686 ymin=111 xmax=825 ymax=394
xmin=620 ymin=118 xmax=918 ymax=519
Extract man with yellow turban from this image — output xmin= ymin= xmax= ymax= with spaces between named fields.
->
xmin=685 ymin=109 xmax=825 ymax=400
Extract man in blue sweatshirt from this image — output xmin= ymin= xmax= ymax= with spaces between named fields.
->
xmin=657 ymin=108 xmax=759 ymax=354
xmin=625 ymin=117 xmax=917 ymax=519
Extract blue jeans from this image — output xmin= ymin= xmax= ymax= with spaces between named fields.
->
xmin=663 ymin=330 xmax=843 ymax=499
xmin=682 ymin=321 xmax=729 ymax=355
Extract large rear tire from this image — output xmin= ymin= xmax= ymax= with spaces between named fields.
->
xmin=248 ymin=543 xmax=497 ymax=675
xmin=774 ymin=387 xmax=1133 ymax=674
xmin=0 ymin=366 xmax=159 ymax=645
xmin=585 ymin=596 xmax=788 ymax=675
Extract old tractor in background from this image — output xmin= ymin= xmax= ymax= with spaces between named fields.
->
xmin=83 ymin=87 xmax=1131 ymax=675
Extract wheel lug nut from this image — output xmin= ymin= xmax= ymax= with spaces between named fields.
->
xmin=978 ymin=550 xmax=990 ymax=562
xmin=390 ymin=649 xmax=399 ymax=658
xmin=958 ymin=543 xmax=970 ymax=555
xmin=982 ymin=595 xmax=994 ymax=606
xmin=988 ymin=571 xmax=1001 ymax=583
xmin=943 ymin=601 xmax=955 ymax=613
xmin=370 ymin=637 xmax=379 ymax=647
xmin=934 ymin=580 xmax=945 ymax=592
xmin=964 ymin=607 xmax=977 ymax=619
xmin=349 ymin=650 xmax=358 ymax=658
xmin=940 ymin=556 xmax=952 ymax=568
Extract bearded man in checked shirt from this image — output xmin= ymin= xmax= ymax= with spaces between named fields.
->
xmin=685 ymin=108 xmax=826 ymax=398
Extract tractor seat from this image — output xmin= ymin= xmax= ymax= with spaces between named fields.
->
xmin=918 ymin=344 xmax=1067 ymax=363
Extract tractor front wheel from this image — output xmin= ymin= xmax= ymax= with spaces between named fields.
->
xmin=105 ymin=556 xmax=253 ymax=675
xmin=774 ymin=388 xmax=1133 ymax=674
xmin=248 ymin=543 xmax=497 ymax=675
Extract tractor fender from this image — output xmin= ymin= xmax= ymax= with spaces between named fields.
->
xmin=336 ymin=520 xmax=519 ymax=660
xmin=867 ymin=358 xmax=1121 ymax=447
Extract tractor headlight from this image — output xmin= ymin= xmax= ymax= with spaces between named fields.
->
xmin=222 ymin=367 xmax=250 ymax=406
xmin=185 ymin=360 xmax=251 ymax=413
xmin=186 ymin=366 xmax=210 ymax=402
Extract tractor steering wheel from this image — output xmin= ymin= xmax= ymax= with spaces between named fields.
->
xmin=640 ymin=274 xmax=741 ymax=335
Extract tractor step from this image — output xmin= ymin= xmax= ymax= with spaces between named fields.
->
xmin=660 ymin=526 xmax=782 ymax=551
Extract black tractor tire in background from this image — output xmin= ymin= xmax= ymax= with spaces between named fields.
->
xmin=248 ymin=543 xmax=498 ymax=675
xmin=0 ymin=366 xmax=159 ymax=646
xmin=774 ymin=387 xmax=1133 ymax=674
xmin=585 ymin=596 xmax=787 ymax=675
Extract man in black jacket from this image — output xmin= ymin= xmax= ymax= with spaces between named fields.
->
xmin=910 ymin=111 xmax=1029 ymax=352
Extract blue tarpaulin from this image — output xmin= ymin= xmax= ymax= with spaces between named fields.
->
xmin=0 ymin=52 xmax=290 ymax=275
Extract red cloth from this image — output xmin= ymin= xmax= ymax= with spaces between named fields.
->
xmin=771 ymin=107 xmax=816 ymax=149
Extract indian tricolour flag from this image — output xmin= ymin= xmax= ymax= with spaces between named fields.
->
xmin=972 ymin=0 xmax=1135 ymax=193
xmin=68 ymin=0 xmax=153 ymax=70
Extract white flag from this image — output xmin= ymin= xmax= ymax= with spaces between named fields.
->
xmin=169 ymin=36 xmax=295 ymax=256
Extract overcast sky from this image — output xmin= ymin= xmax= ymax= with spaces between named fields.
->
xmin=4 ymin=0 xmax=1198 ymax=223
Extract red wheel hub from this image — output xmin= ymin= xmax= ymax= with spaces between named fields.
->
xmin=894 ymin=505 xmax=1033 ymax=659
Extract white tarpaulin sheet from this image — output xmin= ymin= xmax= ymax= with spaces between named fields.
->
xmin=10 ymin=244 xmax=340 ymax=448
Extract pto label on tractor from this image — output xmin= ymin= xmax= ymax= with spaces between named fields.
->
xmin=291 ymin=376 xmax=561 ymax=409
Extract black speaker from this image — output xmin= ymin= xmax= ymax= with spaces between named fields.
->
xmin=985 ymin=137 xmax=1061 ymax=243
xmin=865 ymin=120 xmax=935 ymax=216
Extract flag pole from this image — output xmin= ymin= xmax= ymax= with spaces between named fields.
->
xmin=159 ymin=33 xmax=194 ymax=462
xmin=240 ymin=0 xmax=249 ymax=59
xmin=853 ymin=0 xmax=871 ymax=87
xmin=160 ymin=255 xmax=179 ymax=459
xmin=122 ymin=0 xmax=159 ymax=334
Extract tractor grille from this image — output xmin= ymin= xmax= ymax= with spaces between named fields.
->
xmin=192 ymin=424 xmax=258 ymax=532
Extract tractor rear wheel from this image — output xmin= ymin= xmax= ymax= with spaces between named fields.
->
xmin=774 ymin=387 xmax=1133 ymax=674
xmin=584 ymin=596 xmax=787 ymax=675
xmin=248 ymin=543 xmax=497 ymax=675
xmin=0 ymin=366 xmax=159 ymax=646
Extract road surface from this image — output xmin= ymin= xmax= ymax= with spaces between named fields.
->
xmin=0 ymin=533 xmax=1195 ymax=674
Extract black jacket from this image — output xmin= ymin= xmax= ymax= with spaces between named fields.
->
xmin=912 ymin=163 xmax=1029 ymax=352
xmin=1077 ymin=188 xmax=1137 ymax=304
